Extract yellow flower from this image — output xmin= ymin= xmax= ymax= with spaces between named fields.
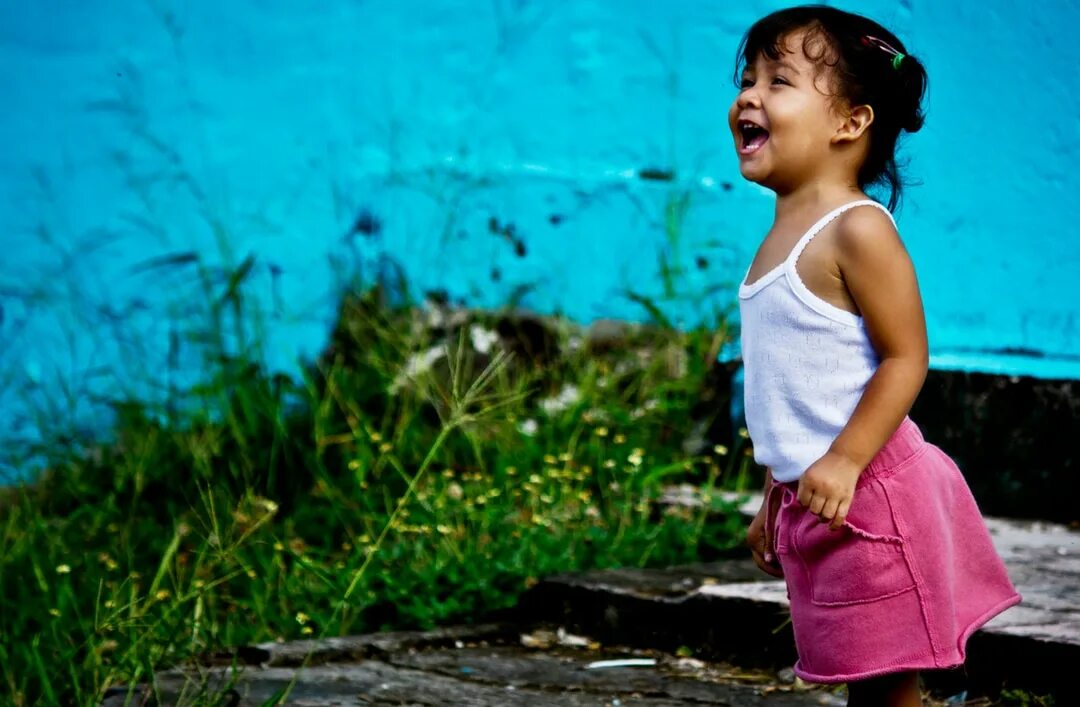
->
xmin=155 ymin=589 xmax=170 ymax=601
xmin=49 ymin=608 xmax=61 ymax=618
xmin=713 ymin=444 xmax=729 ymax=456
xmin=301 ymin=626 xmax=314 ymax=635
xmin=296 ymin=612 xmax=310 ymax=625
xmin=738 ymin=427 xmax=749 ymax=439
xmin=543 ymin=454 xmax=558 ymax=465
xmin=594 ymin=426 xmax=609 ymax=437
xmin=55 ymin=564 xmax=71 ymax=575
xmin=369 ymin=431 xmax=382 ymax=442
xmin=613 ymin=434 xmax=626 ymax=444
xmin=379 ymin=442 xmax=393 ymax=453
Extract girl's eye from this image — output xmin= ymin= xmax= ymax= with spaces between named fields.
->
xmin=772 ymin=76 xmax=789 ymax=86
xmin=740 ymin=78 xmax=754 ymax=89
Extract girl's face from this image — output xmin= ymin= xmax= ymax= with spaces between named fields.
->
xmin=727 ymin=30 xmax=845 ymax=191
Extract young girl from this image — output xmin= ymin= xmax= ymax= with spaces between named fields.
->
xmin=732 ymin=6 xmax=1021 ymax=706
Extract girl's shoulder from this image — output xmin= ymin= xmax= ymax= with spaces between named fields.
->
xmin=833 ymin=201 xmax=902 ymax=253
xmin=832 ymin=201 xmax=916 ymax=291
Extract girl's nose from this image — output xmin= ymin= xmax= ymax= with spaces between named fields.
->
xmin=736 ymin=88 xmax=761 ymax=110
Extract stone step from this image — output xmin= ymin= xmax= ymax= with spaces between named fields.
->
xmin=510 ymin=486 xmax=1079 ymax=702
xmin=693 ymin=486 xmax=1080 ymax=652
xmin=101 ymin=622 xmax=851 ymax=706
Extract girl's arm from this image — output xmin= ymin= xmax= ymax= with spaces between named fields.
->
xmin=829 ymin=205 xmax=930 ymax=469
xmin=795 ymin=205 xmax=929 ymax=529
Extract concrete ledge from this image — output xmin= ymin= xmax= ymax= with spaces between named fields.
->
xmin=510 ymin=487 xmax=1080 ymax=701
xmin=707 ymin=489 xmax=1080 ymax=652
xmin=102 ymin=622 xmax=847 ymax=706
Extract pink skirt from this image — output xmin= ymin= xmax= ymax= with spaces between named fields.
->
xmin=763 ymin=415 xmax=1022 ymax=684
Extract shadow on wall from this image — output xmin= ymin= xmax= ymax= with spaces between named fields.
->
xmin=909 ymin=369 xmax=1078 ymax=525
xmin=729 ymin=365 xmax=1079 ymax=524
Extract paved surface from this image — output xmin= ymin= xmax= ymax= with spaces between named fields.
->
xmin=101 ymin=623 xmax=851 ymax=706
xmin=700 ymin=488 xmax=1080 ymax=650
xmin=102 ymin=488 xmax=1075 ymax=704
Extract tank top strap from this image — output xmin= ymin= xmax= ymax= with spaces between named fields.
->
xmin=785 ymin=199 xmax=895 ymax=266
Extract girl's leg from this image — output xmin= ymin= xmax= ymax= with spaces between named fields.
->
xmin=846 ymin=670 xmax=923 ymax=707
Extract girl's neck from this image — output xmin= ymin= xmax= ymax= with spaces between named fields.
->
xmin=773 ymin=179 xmax=864 ymax=226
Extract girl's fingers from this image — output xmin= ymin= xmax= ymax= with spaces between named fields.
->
xmin=830 ymin=499 xmax=852 ymax=531
xmin=753 ymin=552 xmax=784 ymax=577
xmin=808 ymin=493 xmax=826 ymax=516
xmin=819 ymin=497 xmax=841 ymax=524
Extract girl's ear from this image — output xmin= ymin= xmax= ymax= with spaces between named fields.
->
xmin=833 ymin=104 xmax=874 ymax=144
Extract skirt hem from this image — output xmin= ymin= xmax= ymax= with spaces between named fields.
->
xmin=792 ymin=592 xmax=1023 ymax=685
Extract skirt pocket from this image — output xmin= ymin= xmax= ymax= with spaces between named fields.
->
xmin=792 ymin=485 xmax=917 ymax=607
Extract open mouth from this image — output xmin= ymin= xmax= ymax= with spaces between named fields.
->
xmin=738 ymin=120 xmax=770 ymax=155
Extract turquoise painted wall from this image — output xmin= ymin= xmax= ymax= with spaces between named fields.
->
xmin=2 ymin=0 xmax=1078 ymax=475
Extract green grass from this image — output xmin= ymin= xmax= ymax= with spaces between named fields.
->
xmin=0 ymin=276 xmax=753 ymax=705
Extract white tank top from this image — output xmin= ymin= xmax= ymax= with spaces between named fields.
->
xmin=738 ymin=199 xmax=896 ymax=483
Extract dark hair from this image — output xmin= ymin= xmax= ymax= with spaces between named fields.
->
xmin=733 ymin=5 xmax=928 ymax=211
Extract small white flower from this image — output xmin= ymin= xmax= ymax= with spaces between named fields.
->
xmin=389 ymin=346 xmax=446 ymax=394
xmin=539 ymin=384 xmax=581 ymax=416
xmin=469 ymin=324 xmax=500 ymax=355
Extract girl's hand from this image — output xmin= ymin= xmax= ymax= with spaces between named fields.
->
xmin=796 ymin=450 xmax=864 ymax=531
xmin=746 ymin=503 xmax=784 ymax=578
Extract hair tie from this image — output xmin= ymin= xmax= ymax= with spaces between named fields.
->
xmin=862 ymin=34 xmax=906 ymax=71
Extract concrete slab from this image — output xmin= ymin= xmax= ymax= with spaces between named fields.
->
xmin=102 ymin=487 xmax=1076 ymax=704
xmin=703 ymin=488 xmax=1080 ymax=650
xmin=100 ymin=622 xmax=849 ymax=706
xmin=559 ymin=485 xmax=1080 ymax=700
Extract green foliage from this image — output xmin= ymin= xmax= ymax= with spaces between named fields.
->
xmin=997 ymin=688 xmax=1056 ymax=706
xmin=0 ymin=271 xmax=752 ymax=705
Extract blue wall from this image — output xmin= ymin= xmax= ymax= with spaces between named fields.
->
xmin=2 ymin=0 xmax=1078 ymax=473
